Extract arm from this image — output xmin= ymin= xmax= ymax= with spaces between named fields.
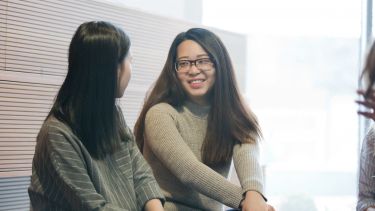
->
xmin=127 ymin=127 xmax=165 ymax=210
xmin=35 ymin=124 xmax=128 ymax=211
xmin=233 ymin=143 xmax=265 ymax=196
xmin=233 ymin=143 xmax=267 ymax=211
xmin=358 ymin=128 xmax=375 ymax=211
xmin=144 ymin=107 xmax=243 ymax=208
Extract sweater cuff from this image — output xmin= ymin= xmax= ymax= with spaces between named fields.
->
xmin=136 ymin=181 xmax=165 ymax=210
xmin=242 ymin=179 xmax=267 ymax=202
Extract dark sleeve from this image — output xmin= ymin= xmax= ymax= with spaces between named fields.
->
xmin=357 ymin=128 xmax=375 ymax=211
xmin=127 ymin=127 xmax=165 ymax=209
xmin=32 ymin=124 xmax=129 ymax=211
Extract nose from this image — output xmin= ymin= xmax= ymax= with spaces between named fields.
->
xmin=187 ymin=63 xmax=200 ymax=75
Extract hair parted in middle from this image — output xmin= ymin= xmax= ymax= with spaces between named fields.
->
xmin=134 ymin=28 xmax=262 ymax=165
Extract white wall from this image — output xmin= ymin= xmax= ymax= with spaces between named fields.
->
xmin=95 ymin=0 xmax=203 ymax=23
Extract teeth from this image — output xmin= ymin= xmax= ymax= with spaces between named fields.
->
xmin=190 ymin=80 xmax=204 ymax=83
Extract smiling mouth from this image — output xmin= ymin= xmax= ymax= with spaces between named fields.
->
xmin=188 ymin=79 xmax=205 ymax=84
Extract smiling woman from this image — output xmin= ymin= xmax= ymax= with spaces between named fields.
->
xmin=134 ymin=28 xmax=274 ymax=211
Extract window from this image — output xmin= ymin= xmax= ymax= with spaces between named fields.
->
xmin=203 ymin=0 xmax=361 ymax=210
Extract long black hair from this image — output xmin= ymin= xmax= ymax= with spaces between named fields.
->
xmin=48 ymin=21 xmax=131 ymax=158
xmin=135 ymin=28 xmax=262 ymax=165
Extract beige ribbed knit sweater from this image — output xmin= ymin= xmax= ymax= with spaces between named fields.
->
xmin=143 ymin=101 xmax=264 ymax=211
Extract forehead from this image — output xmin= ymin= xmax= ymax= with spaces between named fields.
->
xmin=177 ymin=40 xmax=208 ymax=59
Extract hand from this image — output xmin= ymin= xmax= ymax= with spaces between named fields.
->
xmin=267 ymin=204 xmax=276 ymax=211
xmin=356 ymin=89 xmax=375 ymax=120
xmin=144 ymin=199 xmax=164 ymax=211
xmin=241 ymin=191 xmax=268 ymax=211
xmin=366 ymin=207 xmax=375 ymax=211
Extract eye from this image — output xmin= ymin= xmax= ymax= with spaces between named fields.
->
xmin=197 ymin=58 xmax=212 ymax=65
xmin=178 ymin=60 xmax=190 ymax=68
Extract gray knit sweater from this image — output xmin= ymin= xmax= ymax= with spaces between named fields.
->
xmin=28 ymin=116 xmax=164 ymax=211
xmin=143 ymin=102 xmax=264 ymax=211
xmin=358 ymin=126 xmax=375 ymax=211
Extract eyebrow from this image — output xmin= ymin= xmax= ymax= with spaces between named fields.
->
xmin=177 ymin=54 xmax=209 ymax=60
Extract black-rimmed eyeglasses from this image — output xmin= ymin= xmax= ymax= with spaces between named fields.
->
xmin=175 ymin=58 xmax=214 ymax=73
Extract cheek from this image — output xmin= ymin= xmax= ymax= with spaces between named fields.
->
xmin=208 ymin=71 xmax=216 ymax=86
xmin=125 ymin=63 xmax=131 ymax=81
xmin=177 ymin=73 xmax=186 ymax=85
xmin=120 ymin=63 xmax=131 ymax=85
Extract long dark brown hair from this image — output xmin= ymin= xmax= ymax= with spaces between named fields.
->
xmin=362 ymin=41 xmax=375 ymax=97
xmin=48 ymin=21 xmax=131 ymax=158
xmin=134 ymin=28 xmax=261 ymax=165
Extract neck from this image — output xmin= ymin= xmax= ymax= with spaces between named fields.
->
xmin=184 ymin=100 xmax=210 ymax=118
xmin=189 ymin=96 xmax=209 ymax=106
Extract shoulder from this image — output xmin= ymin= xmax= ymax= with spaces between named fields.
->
xmin=364 ymin=125 xmax=375 ymax=146
xmin=147 ymin=103 xmax=179 ymax=117
xmin=363 ymin=125 xmax=375 ymax=153
xmin=40 ymin=116 xmax=75 ymax=138
xmin=144 ymin=103 xmax=181 ymax=128
xmin=366 ymin=125 xmax=375 ymax=140
xmin=36 ymin=116 xmax=82 ymax=151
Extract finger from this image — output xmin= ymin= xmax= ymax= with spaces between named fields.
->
xmin=358 ymin=111 xmax=375 ymax=121
xmin=356 ymin=100 xmax=375 ymax=108
xmin=357 ymin=89 xmax=366 ymax=95
xmin=267 ymin=205 xmax=275 ymax=211
xmin=357 ymin=89 xmax=375 ymax=100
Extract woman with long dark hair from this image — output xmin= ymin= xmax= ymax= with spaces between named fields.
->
xmin=134 ymin=28 xmax=272 ymax=211
xmin=28 ymin=21 xmax=164 ymax=211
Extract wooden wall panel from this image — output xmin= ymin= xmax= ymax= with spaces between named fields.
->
xmin=0 ymin=0 xmax=246 ymax=209
xmin=0 ymin=79 xmax=59 ymax=176
xmin=0 ymin=1 xmax=6 ymax=72
xmin=0 ymin=176 xmax=30 ymax=211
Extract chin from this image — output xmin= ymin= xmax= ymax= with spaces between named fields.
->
xmin=190 ymin=90 xmax=208 ymax=97
xmin=188 ymin=93 xmax=208 ymax=100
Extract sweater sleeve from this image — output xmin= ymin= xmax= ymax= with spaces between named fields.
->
xmin=127 ymin=127 xmax=165 ymax=209
xmin=144 ymin=106 xmax=243 ymax=208
xmin=232 ymin=142 xmax=266 ymax=200
xmin=32 ymin=123 xmax=129 ymax=211
xmin=357 ymin=127 xmax=375 ymax=211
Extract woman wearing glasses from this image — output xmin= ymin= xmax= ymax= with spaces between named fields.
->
xmin=134 ymin=28 xmax=273 ymax=211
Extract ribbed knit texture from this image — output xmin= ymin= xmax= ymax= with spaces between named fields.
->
xmin=28 ymin=116 xmax=164 ymax=211
xmin=143 ymin=102 xmax=264 ymax=211
xmin=357 ymin=125 xmax=375 ymax=211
